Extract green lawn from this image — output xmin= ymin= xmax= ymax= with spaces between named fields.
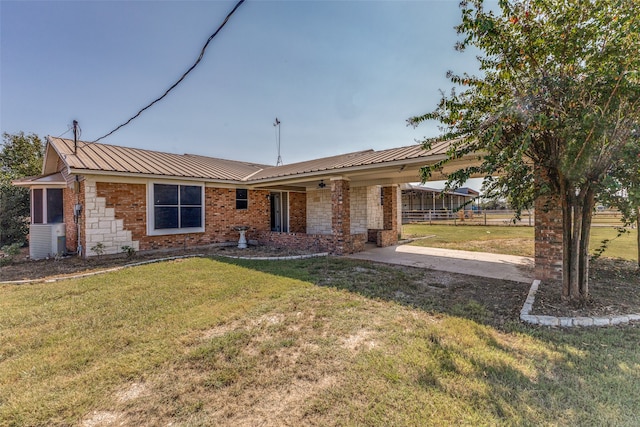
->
xmin=2 ymin=257 xmax=639 ymax=426
xmin=403 ymin=224 xmax=639 ymax=261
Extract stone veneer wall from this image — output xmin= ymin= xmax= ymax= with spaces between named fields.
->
xmin=350 ymin=186 xmax=368 ymax=234
xmin=307 ymin=188 xmax=332 ymax=234
xmin=85 ymin=179 xmax=138 ymax=256
xmin=367 ymin=185 xmax=384 ymax=230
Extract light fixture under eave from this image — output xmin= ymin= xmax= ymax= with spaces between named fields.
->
xmin=318 ymin=180 xmax=326 ymax=189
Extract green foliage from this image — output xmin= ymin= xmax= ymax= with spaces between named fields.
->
xmin=0 ymin=132 xmax=44 ymax=246
xmin=409 ymin=0 xmax=640 ymax=298
xmin=121 ymin=245 xmax=136 ymax=258
xmin=0 ymin=242 xmax=23 ymax=266
xmin=597 ymin=141 xmax=640 ymax=264
xmin=90 ymin=242 xmax=105 ymax=257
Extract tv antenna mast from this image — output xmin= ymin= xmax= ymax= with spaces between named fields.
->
xmin=274 ymin=117 xmax=282 ymax=166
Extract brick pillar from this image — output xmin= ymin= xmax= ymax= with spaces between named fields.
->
xmin=382 ymin=185 xmax=398 ymax=233
xmin=331 ymin=178 xmax=350 ymax=254
xmin=534 ymin=190 xmax=563 ymax=281
xmin=375 ymin=185 xmax=399 ymax=247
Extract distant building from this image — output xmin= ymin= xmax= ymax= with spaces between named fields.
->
xmin=401 ymin=184 xmax=479 ymax=223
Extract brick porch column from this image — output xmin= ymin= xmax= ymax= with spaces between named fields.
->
xmin=534 ymin=186 xmax=563 ymax=281
xmin=382 ymin=185 xmax=398 ymax=233
xmin=331 ymin=178 xmax=350 ymax=254
xmin=377 ymin=185 xmax=399 ymax=247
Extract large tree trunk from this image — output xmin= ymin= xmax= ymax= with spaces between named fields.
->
xmin=561 ymin=180 xmax=572 ymax=299
xmin=561 ymin=182 xmax=595 ymax=301
xmin=569 ymin=192 xmax=583 ymax=299
xmin=578 ymin=187 xmax=596 ymax=298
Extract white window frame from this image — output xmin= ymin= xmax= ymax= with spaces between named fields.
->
xmin=147 ymin=181 xmax=205 ymax=236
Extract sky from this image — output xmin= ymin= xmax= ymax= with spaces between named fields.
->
xmin=1 ymin=0 xmax=482 ymax=169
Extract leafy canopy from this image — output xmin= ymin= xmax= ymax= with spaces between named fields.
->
xmin=0 ymin=132 xmax=45 ymax=246
xmin=409 ymin=0 xmax=640 ymax=214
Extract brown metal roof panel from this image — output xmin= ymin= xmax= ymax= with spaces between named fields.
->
xmin=249 ymin=150 xmax=374 ymax=180
xmin=184 ymin=155 xmax=267 ymax=180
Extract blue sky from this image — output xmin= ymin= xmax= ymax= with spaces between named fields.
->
xmin=1 ymin=0 xmax=481 ymax=167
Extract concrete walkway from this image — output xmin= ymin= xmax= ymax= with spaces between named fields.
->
xmin=346 ymin=243 xmax=534 ymax=283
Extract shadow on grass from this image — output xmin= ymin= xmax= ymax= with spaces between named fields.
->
xmin=210 ymin=255 xmax=640 ymax=425
xmin=213 ymin=255 xmax=528 ymax=330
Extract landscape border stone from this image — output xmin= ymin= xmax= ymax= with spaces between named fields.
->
xmin=520 ymin=279 xmax=640 ymax=327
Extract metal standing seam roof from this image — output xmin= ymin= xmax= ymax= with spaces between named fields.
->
xmin=48 ymin=137 xmax=269 ymax=181
xmin=47 ymin=137 xmax=456 ymax=183
xmin=12 ymin=172 xmax=67 ymax=186
xmin=246 ymin=140 xmax=454 ymax=181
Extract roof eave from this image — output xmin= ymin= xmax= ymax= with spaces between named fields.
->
xmin=68 ymin=168 xmax=245 ymax=185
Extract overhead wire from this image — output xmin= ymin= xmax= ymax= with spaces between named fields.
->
xmin=92 ymin=0 xmax=246 ymax=143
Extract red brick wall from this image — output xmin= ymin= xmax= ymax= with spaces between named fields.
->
xmin=382 ymin=186 xmax=398 ymax=233
xmin=96 ymin=183 xmax=270 ymax=251
xmin=97 ymin=182 xmax=147 ymax=238
xmin=289 ymin=191 xmax=306 ymax=233
xmin=256 ymin=231 xmax=334 ymax=253
xmin=62 ymin=181 xmax=83 ymax=253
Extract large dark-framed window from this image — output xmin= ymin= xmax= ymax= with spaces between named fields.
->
xmin=236 ymin=188 xmax=248 ymax=210
xmin=31 ymin=188 xmax=64 ymax=224
xmin=149 ymin=183 xmax=204 ymax=234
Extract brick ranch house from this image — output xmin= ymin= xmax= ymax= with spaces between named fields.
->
xmin=13 ymin=137 xmax=470 ymax=257
xmin=14 ymin=136 xmax=563 ymax=281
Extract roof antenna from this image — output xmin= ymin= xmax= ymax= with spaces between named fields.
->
xmin=273 ymin=117 xmax=282 ymax=166
xmin=73 ymin=120 xmax=79 ymax=154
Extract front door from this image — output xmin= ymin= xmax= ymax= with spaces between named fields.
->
xmin=270 ymin=192 xmax=289 ymax=232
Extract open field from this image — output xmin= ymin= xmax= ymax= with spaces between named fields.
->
xmin=1 ymin=257 xmax=639 ymax=426
xmin=403 ymin=224 xmax=639 ymax=262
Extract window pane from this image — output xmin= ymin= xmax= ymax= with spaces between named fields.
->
xmin=155 ymin=207 xmax=178 ymax=229
xmin=180 ymin=185 xmax=201 ymax=206
xmin=236 ymin=188 xmax=247 ymax=199
xmin=180 ymin=207 xmax=202 ymax=228
xmin=154 ymin=184 xmax=178 ymax=205
xmin=236 ymin=188 xmax=248 ymax=210
xmin=33 ymin=189 xmax=43 ymax=224
xmin=47 ymin=189 xmax=64 ymax=223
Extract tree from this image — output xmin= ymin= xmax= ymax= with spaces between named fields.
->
xmin=409 ymin=0 xmax=640 ymax=300
xmin=0 ymin=132 xmax=45 ymax=246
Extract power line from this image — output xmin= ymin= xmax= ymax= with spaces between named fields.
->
xmin=92 ymin=0 xmax=246 ymax=143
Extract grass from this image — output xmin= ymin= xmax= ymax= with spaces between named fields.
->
xmin=2 ymin=257 xmax=639 ymax=426
xmin=403 ymin=224 xmax=639 ymax=261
